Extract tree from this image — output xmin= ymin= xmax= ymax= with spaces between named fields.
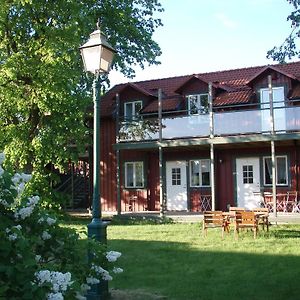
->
xmin=0 ymin=0 xmax=163 ymax=174
xmin=267 ymin=0 xmax=300 ymax=62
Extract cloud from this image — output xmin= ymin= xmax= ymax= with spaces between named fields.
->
xmin=214 ymin=12 xmax=237 ymax=29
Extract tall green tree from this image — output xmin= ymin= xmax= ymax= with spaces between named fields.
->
xmin=0 ymin=0 xmax=163 ymax=173
xmin=267 ymin=0 xmax=300 ymax=62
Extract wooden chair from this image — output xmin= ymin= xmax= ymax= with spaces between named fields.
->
xmin=285 ymin=191 xmax=298 ymax=213
xmin=229 ymin=207 xmax=245 ymax=218
xmin=252 ymin=207 xmax=269 ymax=231
xmin=263 ymin=192 xmax=274 ymax=212
xmin=202 ymin=211 xmax=230 ymax=238
xmin=234 ymin=211 xmax=258 ymax=239
xmin=229 ymin=207 xmax=245 ymax=212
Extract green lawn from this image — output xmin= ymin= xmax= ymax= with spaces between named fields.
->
xmin=64 ymin=217 xmax=300 ymax=300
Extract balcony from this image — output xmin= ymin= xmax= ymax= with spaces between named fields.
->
xmin=118 ymin=101 xmax=300 ymax=142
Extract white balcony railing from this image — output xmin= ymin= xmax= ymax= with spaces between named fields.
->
xmin=118 ymin=105 xmax=300 ymax=142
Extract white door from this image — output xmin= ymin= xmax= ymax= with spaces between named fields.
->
xmin=260 ymin=87 xmax=285 ymax=132
xmin=166 ymin=161 xmax=187 ymax=211
xmin=236 ymin=158 xmax=261 ymax=210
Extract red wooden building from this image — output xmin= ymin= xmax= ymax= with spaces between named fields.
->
xmin=97 ymin=61 xmax=300 ymax=213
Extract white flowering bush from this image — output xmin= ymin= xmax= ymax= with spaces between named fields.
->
xmin=0 ymin=154 xmax=123 ymax=299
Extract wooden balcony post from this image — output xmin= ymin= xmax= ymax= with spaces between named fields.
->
xmin=158 ymin=88 xmax=165 ymax=216
xmin=116 ymin=93 xmax=121 ymax=215
xmin=209 ymin=82 xmax=215 ymax=211
xmin=268 ymin=75 xmax=277 ymax=217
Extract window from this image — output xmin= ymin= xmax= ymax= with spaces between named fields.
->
xmin=263 ymin=156 xmax=288 ymax=186
xmin=190 ymin=159 xmax=210 ymax=187
xmin=243 ymin=165 xmax=253 ymax=184
xmin=124 ymin=101 xmax=142 ymax=121
xmin=172 ymin=168 xmax=181 ymax=185
xmin=125 ymin=161 xmax=144 ymax=188
xmin=187 ymin=94 xmax=209 ymax=115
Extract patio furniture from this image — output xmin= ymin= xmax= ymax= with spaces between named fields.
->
xmin=234 ymin=211 xmax=259 ymax=239
xmin=252 ymin=207 xmax=269 ymax=231
xmin=126 ymin=195 xmax=137 ymax=211
xmin=276 ymin=193 xmax=287 ymax=212
xmin=285 ymin=191 xmax=298 ymax=213
xmin=202 ymin=211 xmax=230 ymax=238
xmin=263 ymin=192 xmax=273 ymax=212
xmin=229 ymin=207 xmax=245 ymax=218
xmin=199 ymin=195 xmax=212 ymax=212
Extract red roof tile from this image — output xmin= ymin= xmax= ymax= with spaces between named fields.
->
xmin=142 ymin=97 xmax=183 ymax=113
xmin=214 ymin=89 xmax=253 ymax=106
xmin=101 ymin=61 xmax=300 ymax=116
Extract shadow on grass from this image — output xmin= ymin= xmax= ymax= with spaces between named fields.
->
xmin=110 ymin=215 xmax=174 ymax=226
xmin=109 ymin=238 xmax=300 ymax=300
xmin=272 ymin=229 xmax=300 ymax=239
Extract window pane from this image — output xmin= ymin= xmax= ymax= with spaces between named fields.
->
xmin=200 ymin=94 xmax=209 ymax=114
xmin=126 ymin=163 xmax=134 ymax=187
xmin=188 ymin=96 xmax=200 ymax=115
xmin=277 ymin=157 xmax=287 ymax=185
xmin=135 ymin=162 xmax=144 ymax=187
xmin=201 ymin=160 xmax=210 ymax=186
xmin=264 ymin=158 xmax=272 ymax=185
xmin=172 ymin=168 xmax=181 ymax=185
xmin=134 ymin=102 xmax=142 ymax=115
xmin=125 ymin=103 xmax=133 ymax=120
xmin=190 ymin=161 xmax=200 ymax=186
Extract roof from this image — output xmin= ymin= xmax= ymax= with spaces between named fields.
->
xmin=101 ymin=61 xmax=300 ymax=117
xmin=141 ymin=97 xmax=183 ymax=113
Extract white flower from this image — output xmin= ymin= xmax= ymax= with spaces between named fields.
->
xmin=35 ymin=255 xmax=42 ymax=262
xmin=28 ymin=195 xmax=40 ymax=205
xmin=5 ymin=228 xmax=10 ymax=233
xmin=80 ymin=284 xmax=91 ymax=292
xmin=41 ymin=231 xmax=52 ymax=240
xmin=86 ymin=277 xmax=100 ymax=285
xmin=35 ymin=270 xmax=51 ymax=284
xmin=75 ymin=292 xmax=87 ymax=300
xmin=91 ymin=264 xmax=112 ymax=281
xmin=20 ymin=173 xmax=32 ymax=182
xmin=8 ymin=234 xmax=17 ymax=241
xmin=35 ymin=270 xmax=73 ymax=295
xmin=0 ymin=199 xmax=9 ymax=207
xmin=11 ymin=173 xmax=21 ymax=185
xmin=113 ymin=267 xmax=123 ymax=274
xmin=46 ymin=217 xmax=56 ymax=226
xmin=106 ymin=251 xmax=122 ymax=262
xmin=13 ymin=225 xmax=22 ymax=230
xmin=0 ymin=152 xmax=5 ymax=164
xmin=14 ymin=206 xmax=34 ymax=220
xmin=47 ymin=292 xmax=64 ymax=300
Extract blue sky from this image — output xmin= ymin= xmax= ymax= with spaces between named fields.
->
xmin=109 ymin=0 xmax=297 ymax=86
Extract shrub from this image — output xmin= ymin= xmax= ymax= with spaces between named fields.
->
xmin=0 ymin=153 xmax=122 ymax=299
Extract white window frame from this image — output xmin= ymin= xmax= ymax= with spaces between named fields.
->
xmin=187 ymin=94 xmax=209 ymax=115
xmin=125 ymin=161 xmax=144 ymax=188
xmin=124 ymin=101 xmax=143 ymax=121
xmin=189 ymin=159 xmax=211 ymax=187
xmin=263 ymin=155 xmax=288 ymax=186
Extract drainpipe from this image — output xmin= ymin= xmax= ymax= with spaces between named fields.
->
xmin=116 ymin=93 xmax=121 ymax=215
xmin=158 ymin=88 xmax=164 ymax=217
xmin=268 ymin=75 xmax=277 ymax=218
xmin=209 ymin=82 xmax=215 ymax=211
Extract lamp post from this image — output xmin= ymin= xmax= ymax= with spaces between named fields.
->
xmin=80 ymin=25 xmax=116 ymax=299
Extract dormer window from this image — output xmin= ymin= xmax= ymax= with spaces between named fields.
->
xmin=124 ymin=101 xmax=142 ymax=121
xmin=187 ymin=94 xmax=209 ymax=115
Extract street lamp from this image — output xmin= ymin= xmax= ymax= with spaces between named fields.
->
xmin=80 ymin=24 xmax=116 ymax=241
xmin=80 ymin=25 xmax=116 ymax=299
